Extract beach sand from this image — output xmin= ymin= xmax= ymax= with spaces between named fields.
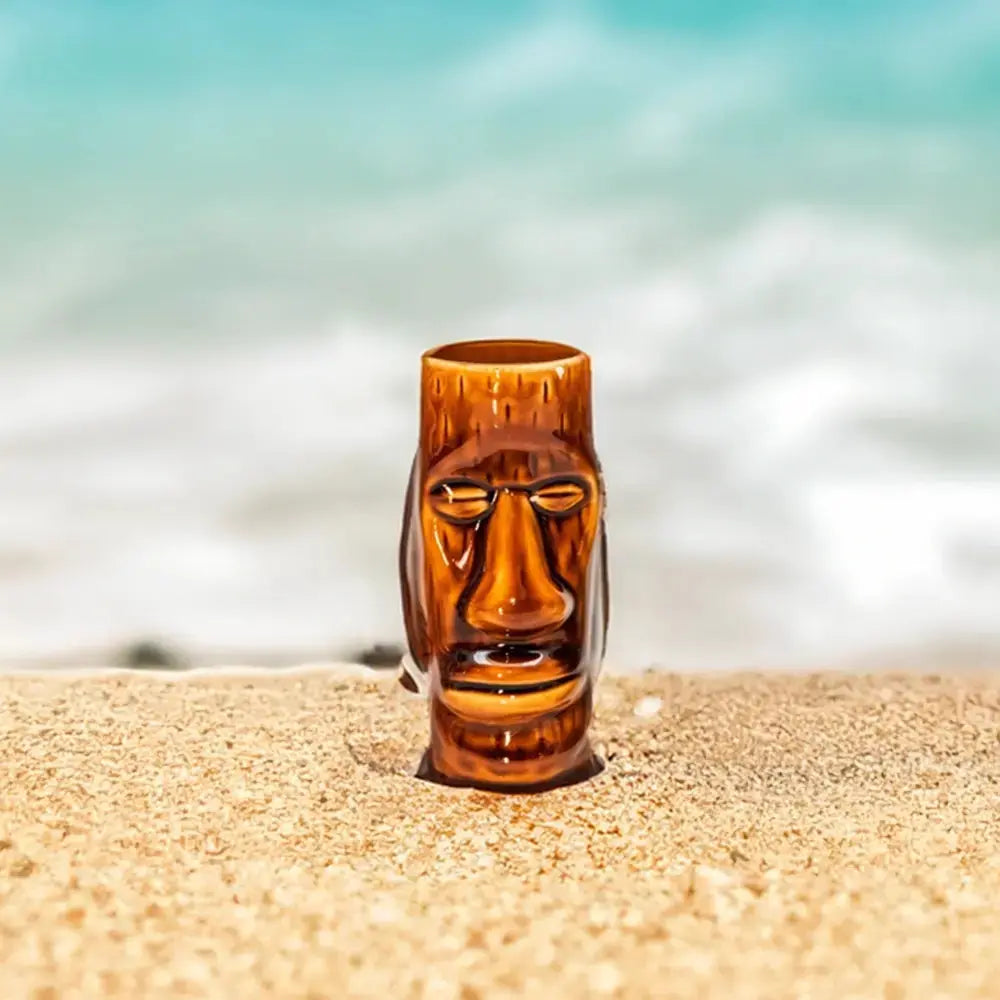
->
xmin=3 ymin=668 xmax=1000 ymax=999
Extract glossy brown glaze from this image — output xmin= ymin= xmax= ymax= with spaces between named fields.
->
xmin=399 ymin=339 xmax=608 ymax=791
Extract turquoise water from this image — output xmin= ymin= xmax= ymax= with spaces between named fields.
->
xmin=5 ymin=2 xmax=998 ymax=240
xmin=2 ymin=0 xmax=998 ymax=351
xmin=0 ymin=2 xmax=998 ymax=666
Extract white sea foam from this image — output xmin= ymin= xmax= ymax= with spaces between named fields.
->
xmin=0 ymin=201 xmax=997 ymax=669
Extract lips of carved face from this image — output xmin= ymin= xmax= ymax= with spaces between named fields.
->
xmin=428 ymin=477 xmax=588 ymax=638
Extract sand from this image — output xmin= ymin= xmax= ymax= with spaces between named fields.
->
xmin=3 ymin=668 xmax=1000 ymax=999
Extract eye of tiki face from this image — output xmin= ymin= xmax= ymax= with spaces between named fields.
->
xmin=428 ymin=479 xmax=496 ymax=524
xmin=529 ymin=478 xmax=589 ymax=518
xmin=429 ymin=476 xmax=589 ymax=524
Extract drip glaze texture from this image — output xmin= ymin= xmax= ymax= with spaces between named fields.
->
xmin=399 ymin=339 xmax=608 ymax=790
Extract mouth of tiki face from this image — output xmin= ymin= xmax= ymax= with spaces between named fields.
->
xmin=438 ymin=641 xmax=582 ymax=695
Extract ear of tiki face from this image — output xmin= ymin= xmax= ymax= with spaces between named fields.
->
xmin=399 ymin=456 xmax=430 ymax=692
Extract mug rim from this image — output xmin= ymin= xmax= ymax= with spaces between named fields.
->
xmin=422 ymin=338 xmax=588 ymax=369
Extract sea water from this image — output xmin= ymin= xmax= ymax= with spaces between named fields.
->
xmin=0 ymin=0 xmax=998 ymax=668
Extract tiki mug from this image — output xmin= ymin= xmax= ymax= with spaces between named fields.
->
xmin=399 ymin=339 xmax=608 ymax=790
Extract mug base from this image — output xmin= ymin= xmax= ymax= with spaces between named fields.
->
xmin=416 ymin=746 xmax=603 ymax=793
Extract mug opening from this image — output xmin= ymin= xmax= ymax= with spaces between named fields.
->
xmin=425 ymin=339 xmax=584 ymax=367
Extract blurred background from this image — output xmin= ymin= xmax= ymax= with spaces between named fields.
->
xmin=1 ymin=0 xmax=998 ymax=671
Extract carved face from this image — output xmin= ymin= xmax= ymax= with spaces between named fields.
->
xmin=422 ymin=429 xmax=603 ymax=691
xmin=400 ymin=341 xmax=607 ymax=700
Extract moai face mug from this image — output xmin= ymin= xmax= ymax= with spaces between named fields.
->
xmin=399 ymin=339 xmax=608 ymax=790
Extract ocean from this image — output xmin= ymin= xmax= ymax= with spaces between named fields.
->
xmin=1 ymin=0 xmax=998 ymax=669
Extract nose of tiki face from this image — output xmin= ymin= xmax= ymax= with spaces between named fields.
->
xmin=462 ymin=490 xmax=574 ymax=637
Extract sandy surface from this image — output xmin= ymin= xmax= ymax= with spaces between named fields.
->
xmin=3 ymin=669 xmax=1000 ymax=999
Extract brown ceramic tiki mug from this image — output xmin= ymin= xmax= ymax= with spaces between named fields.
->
xmin=399 ymin=339 xmax=608 ymax=790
